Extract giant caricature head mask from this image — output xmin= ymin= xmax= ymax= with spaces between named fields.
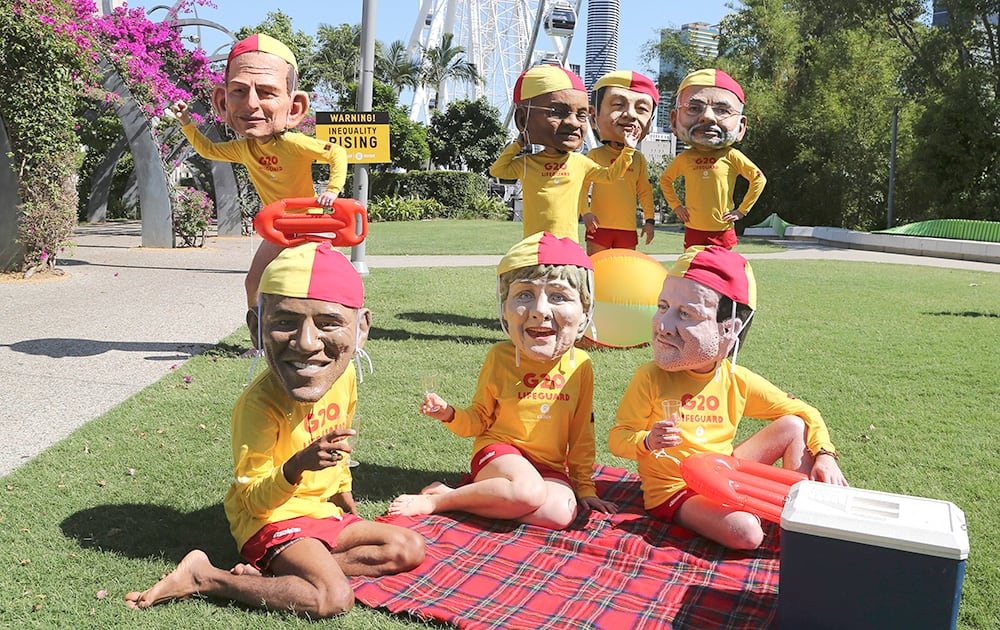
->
xmin=512 ymin=64 xmax=589 ymax=153
xmin=497 ymin=232 xmax=594 ymax=363
xmin=591 ymin=70 xmax=658 ymax=145
xmin=652 ymin=246 xmax=756 ymax=373
xmin=212 ymin=33 xmax=309 ymax=141
xmin=670 ymin=68 xmax=747 ymax=151
xmin=250 ymin=242 xmax=371 ymax=402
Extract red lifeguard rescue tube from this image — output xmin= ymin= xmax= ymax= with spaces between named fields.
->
xmin=253 ymin=197 xmax=368 ymax=248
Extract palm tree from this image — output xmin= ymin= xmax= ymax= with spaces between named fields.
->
xmin=418 ymin=32 xmax=483 ymax=110
xmin=376 ymin=40 xmax=421 ymax=96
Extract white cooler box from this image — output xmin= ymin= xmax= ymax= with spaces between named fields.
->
xmin=778 ymin=481 xmax=969 ymax=630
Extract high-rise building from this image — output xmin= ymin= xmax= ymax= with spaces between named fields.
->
xmin=931 ymin=1 xmax=949 ymax=27
xmin=585 ymin=0 xmax=621 ymax=90
xmin=656 ymin=22 xmax=719 ymax=132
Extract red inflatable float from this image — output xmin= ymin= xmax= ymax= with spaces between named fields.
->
xmin=680 ymin=452 xmax=808 ymax=522
xmin=253 ymin=197 xmax=368 ymax=248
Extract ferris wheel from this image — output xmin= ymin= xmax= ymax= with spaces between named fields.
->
xmin=406 ymin=0 xmax=582 ymax=127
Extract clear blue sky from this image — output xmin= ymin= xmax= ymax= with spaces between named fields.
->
xmin=129 ymin=0 xmax=735 ymax=76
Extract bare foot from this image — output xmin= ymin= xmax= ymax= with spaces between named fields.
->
xmin=420 ymin=481 xmax=454 ymax=496
xmin=125 ymin=549 xmax=212 ymax=609
xmin=230 ymin=563 xmax=261 ymax=577
xmin=388 ymin=494 xmax=438 ymax=516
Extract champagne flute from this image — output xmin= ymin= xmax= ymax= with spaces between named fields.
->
xmin=653 ymin=399 xmax=682 ymax=464
xmin=421 ymin=372 xmax=441 ymax=412
xmin=345 ymin=411 xmax=361 ymax=468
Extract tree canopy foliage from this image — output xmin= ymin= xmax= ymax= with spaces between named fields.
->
xmin=647 ymin=0 xmax=1000 ymax=229
xmin=429 ymin=98 xmax=506 ymax=175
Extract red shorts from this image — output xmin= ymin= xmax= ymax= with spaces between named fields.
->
xmin=585 ymin=227 xmax=638 ymax=249
xmin=684 ymin=227 xmax=738 ymax=250
xmin=240 ymin=513 xmax=363 ymax=572
xmin=647 ymin=487 xmax=699 ymax=523
xmin=470 ymin=443 xmax=571 ymax=485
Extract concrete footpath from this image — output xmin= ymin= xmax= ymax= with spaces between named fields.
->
xmin=1 ymin=222 xmax=996 ymax=476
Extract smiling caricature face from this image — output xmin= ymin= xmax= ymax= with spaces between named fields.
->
xmin=254 ymin=294 xmax=370 ymax=403
xmin=518 ymin=87 xmax=590 ymax=154
xmin=651 ymin=275 xmax=729 ymax=373
xmin=593 ymin=85 xmax=656 ymax=145
xmin=503 ymin=270 xmax=586 ymax=363
xmin=212 ymin=51 xmax=307 ymax=142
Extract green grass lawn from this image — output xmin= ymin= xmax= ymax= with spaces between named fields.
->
xmin=362 ymin=219 xmax=784 ymax=256
xmin=2 ymin=226 xmax=997 ymax=628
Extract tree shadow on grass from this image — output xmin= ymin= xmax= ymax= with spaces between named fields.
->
xmin=924 ymin=310 xmax=1000 ymax=318
xmin=201 ymin=341 xmax=252 ymax=358
xmin=367 ymin=326 xmax=502 ymax=345
xmin=60 ymin=502 xmax=239 ymax=567
xmin=2 ymin=338 xmax=210 ymax=360
xmin=366 ymin=311 xmax=504 ymax=345
xmin=396 ymin=311 xmax=499 ymax=330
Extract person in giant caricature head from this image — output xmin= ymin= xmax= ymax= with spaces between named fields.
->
xmin=389 ymin=232 xmax=617 ymax=529
xmin=512 ymin=64 xmax=591 ymax=154
xmin=582 ymin=70 xmax=660 ymax=252
xmin=171 ymin=33 xmax=347 ymax=313
xmin=590 ymin=70 xmax=659 ymax=146
xmin=494 ymin=231 xmax=597 ymax=363
xmin=512 ymin=64 xmax=641 ymax=155
xmin=126 ymin=242 xmax=424 ymax=618
xmin=173 ymin=33 xmax=311 ymax=142
xmin=249 ymin=241 xmax=372 ymax=402
xmin=609 ymin=246 xmax=846 ymax=550
xmin=493 ymin=65 xmax=641 ymax=242
xmin=661 ymin=69 xmax=766 ymax=250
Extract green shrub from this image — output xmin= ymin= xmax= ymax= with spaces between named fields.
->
xmin=463 ymin=194 xmax=510 ymax=220
xmin=365 ymin=170 xmax=509 ymax=222
xmin=18 ymin=180 xmax=77 ymax=277
xmin=172 ymin=185 xmax=214 ymax=247
xmin=367 ymin=195 xmax=445 ymax=222
xmin=370 ymin=170 xmax=487 ymax=209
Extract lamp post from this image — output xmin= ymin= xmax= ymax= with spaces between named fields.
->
xmin=351 ymin=0 xmax=377 ymax=275
xmin=885 ymin=97 xmax=904 ymax=229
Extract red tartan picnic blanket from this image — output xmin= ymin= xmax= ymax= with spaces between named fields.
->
xmin=350 ymin=465 xmax=780 ymax=629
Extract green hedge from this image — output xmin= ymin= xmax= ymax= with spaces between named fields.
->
xmin=367 ymin=194 xmax=507 ymax=222
xmin=370 ymin=170 xmax=488 ymax=210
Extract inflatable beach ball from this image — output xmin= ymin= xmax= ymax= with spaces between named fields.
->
xmin=583 ymin=249 xmax=667 ymax=348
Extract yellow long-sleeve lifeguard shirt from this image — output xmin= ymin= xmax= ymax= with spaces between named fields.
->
xmin=180 ymin=123 xmax=347 ymax=206
xmin=660 ymin=146 xmax=766 ymax=232
xmin=490 ymin=142 xmax=634 ymax=241
xmin=579 ymin=144 xmax=655 ymax=230
xmin=447 ymin=341 xmax=598 ymax=499
xmin=224 ymin=363 xmax=356 ymax=551
xmin=608 ymin=360 xmax=835 ymax=510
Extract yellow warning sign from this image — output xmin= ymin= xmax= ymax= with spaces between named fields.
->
xmin=315 ymin=111 xmax=391 ymax=164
